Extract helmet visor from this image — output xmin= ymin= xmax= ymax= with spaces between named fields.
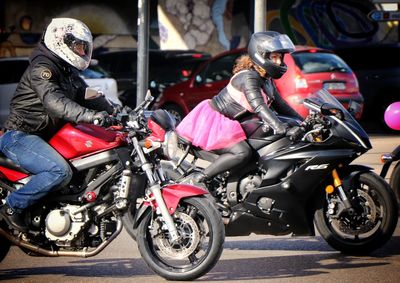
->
xmin=64 ymin=33 xmax=92 ymax=58
xmin=262 ymin=34 xmax=295 ymax=55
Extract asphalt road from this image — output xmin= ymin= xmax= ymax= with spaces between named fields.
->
xmin=1 ymin=135 xmax=400 ymax=283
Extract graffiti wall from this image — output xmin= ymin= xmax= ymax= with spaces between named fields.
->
xmin=266 ymin=0 xmax=397 ymax=48
xmin=157 ymin=0 xmax=250 ymax=54
xmin=0 ymin=0 xmax=139 ymax=57
xmin=0 ymin=0 xmax=398 ymax=58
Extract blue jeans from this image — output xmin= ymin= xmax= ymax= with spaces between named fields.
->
xmin=0 ymin=131 xmax=72 ymax=213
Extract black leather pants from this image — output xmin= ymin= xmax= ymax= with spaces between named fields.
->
xmin=203 ymin=141 xmax=252 ymax=178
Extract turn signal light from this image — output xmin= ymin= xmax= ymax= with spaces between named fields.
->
xmin=144 ymin=139 xmax=153 ymax=149
xmin=325 ymin=185 xmax=334 ymax=194
xmin=381 ymin=154 xmax=393 ymax=164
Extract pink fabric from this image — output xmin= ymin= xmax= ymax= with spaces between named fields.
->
xmin=176 ymin=100 xmax=247 ymax=151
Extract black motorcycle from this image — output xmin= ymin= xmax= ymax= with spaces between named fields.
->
xmin=151 ymin=89 xmax=398 ymax=254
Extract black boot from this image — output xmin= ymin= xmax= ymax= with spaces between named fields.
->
xmin=190 ymin=172 xmax=209 ymax=188
xmin=0 ymin=204 xmax=28 ymax=232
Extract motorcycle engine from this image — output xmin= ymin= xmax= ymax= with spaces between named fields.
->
xmin=238 ymin=174 xmax=262 ymax=200
xmin=45 ymin=205 xmax=89 ymax=245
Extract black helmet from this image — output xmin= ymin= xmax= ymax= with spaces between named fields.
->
xmin=248 ymin=31 xmax=295 ymax=79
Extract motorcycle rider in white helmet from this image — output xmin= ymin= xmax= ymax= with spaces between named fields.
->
xmin=0 ymin=18 xmax=115 ymax=232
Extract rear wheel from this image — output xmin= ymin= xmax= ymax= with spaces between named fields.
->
xmin=314 ymin=172 xmax=398 ymax=254
xmin=136 ymin=196 xmax=224 ymax=281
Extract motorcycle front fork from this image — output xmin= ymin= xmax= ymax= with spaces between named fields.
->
xmin=132 ymin=136 xmax=180 ymax=242
xmin=327 ymin=169 xmax=352 ymax=210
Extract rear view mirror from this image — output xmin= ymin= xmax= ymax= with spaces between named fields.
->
xmin=348 ymin=100 xmax=362 ymax=118
xmin=85 ymin=87 xmax=103 ymax=100
xmin=321 ymin=103 xmax=345 ymax=120
xmin=145 ymin=89 xmax=154 ymax=102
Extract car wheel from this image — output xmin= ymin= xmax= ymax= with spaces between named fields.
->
xmin=163 ymin=104 xmax=184 ymax=124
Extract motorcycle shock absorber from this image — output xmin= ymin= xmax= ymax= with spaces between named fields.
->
xmin=113 ymin=168 xmax=132 ymax=210
xmin=331 ymin=169 xmax=352 ymax=209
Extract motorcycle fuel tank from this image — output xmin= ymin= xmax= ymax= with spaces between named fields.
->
xmin=49 ymin=123 xmax=125 ymax=159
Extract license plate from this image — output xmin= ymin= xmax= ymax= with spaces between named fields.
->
xmin=323 ymin=82 xmax=346 ymax=90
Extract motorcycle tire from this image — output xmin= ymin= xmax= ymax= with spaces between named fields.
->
xmin=136 ymin=196 xmax=224 ymax=281
xmin=0 ymin=235 xmax=11 ymax=262
xmin=389 ymin=163 xmax=400 ymax=204
xmin=314 ymin=172 xmax=398 ymax=255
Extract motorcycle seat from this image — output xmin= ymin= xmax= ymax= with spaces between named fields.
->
xmin=0 ymin=151 xmax=30 ymax=174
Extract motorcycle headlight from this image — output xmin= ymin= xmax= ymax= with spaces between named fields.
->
xmin=162 ymin=131 xmax=179 ymax=160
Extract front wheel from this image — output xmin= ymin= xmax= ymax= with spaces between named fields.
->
xmin=137 ymin=196 xmax=224 ymax=281
xmin=314 ymin=172 xmax=398 ymax=254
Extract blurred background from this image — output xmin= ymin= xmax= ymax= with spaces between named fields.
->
xmin=0 ymin=0 xmax=399 ymax=131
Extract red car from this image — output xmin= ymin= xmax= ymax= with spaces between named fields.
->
xmin=153 ymin=46 xmax=364 ymax=121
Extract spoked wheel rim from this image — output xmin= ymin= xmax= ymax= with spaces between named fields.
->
xmin=144 ymin=200 xmax=213 ymax=271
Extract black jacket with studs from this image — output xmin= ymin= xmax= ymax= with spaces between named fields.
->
xmin=4 ymin=42 xmax=113 ymax=140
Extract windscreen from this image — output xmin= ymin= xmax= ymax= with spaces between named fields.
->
xmin=306 ymin=89 xmax=370 ymax=147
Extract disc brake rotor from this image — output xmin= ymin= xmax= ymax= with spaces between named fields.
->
xmin=331 ymin=189 xmax=378 ymax=235
xmin=154 ymin=211 xmax=200 ymax=259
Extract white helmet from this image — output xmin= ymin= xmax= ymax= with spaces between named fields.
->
xmin=44 ymin=18 xmax=93 ymax=70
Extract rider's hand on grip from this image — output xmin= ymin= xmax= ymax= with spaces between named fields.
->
xmin=93 ymin=111 xmax=113 ymax=127
xmin=286 ymin=126 xmax=305 ymax=141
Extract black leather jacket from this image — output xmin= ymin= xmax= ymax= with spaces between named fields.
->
xmin=4 ymin=42 xmax=113 ymax=140
xmin=211 ymin=69 xmax=302 ymax=133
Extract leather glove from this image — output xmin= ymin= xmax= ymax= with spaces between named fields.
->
xmin=286 ymin=126 xmax=305 ymax=141
xmin=92 ymin=111 xmax=113 ymax=127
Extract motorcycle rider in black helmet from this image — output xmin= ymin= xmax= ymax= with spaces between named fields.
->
xmin=176 ymin=31 xmax=304 ymax=184
xmin=0 ymin=18 xmax=116 ymax=232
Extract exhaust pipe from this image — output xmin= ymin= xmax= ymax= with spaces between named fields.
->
xmin=0 ymin=217 xmax=123 ymax=257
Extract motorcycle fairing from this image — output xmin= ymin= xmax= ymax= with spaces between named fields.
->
xmin=229 ymin=145 xmax=357 ymax=236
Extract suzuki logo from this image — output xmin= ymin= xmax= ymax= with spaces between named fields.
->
xmin=305 ymin=164 xmax=329 ymax=171
xmin=85 ymin=140 xmax=93 ymax=148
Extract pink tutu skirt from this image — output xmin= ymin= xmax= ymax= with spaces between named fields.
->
xmin=176 ymin=100 xmax=246 ymax=151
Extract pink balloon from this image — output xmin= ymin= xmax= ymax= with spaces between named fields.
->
xmin=384 ymin=102 xmax=400 ymax=130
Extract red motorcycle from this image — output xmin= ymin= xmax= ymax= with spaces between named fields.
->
xmin=0 ymin=92 xmax=224 ymax=281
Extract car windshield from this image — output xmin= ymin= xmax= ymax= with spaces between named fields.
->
xmin=292 ymin=52 xmax=352 ymax=74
